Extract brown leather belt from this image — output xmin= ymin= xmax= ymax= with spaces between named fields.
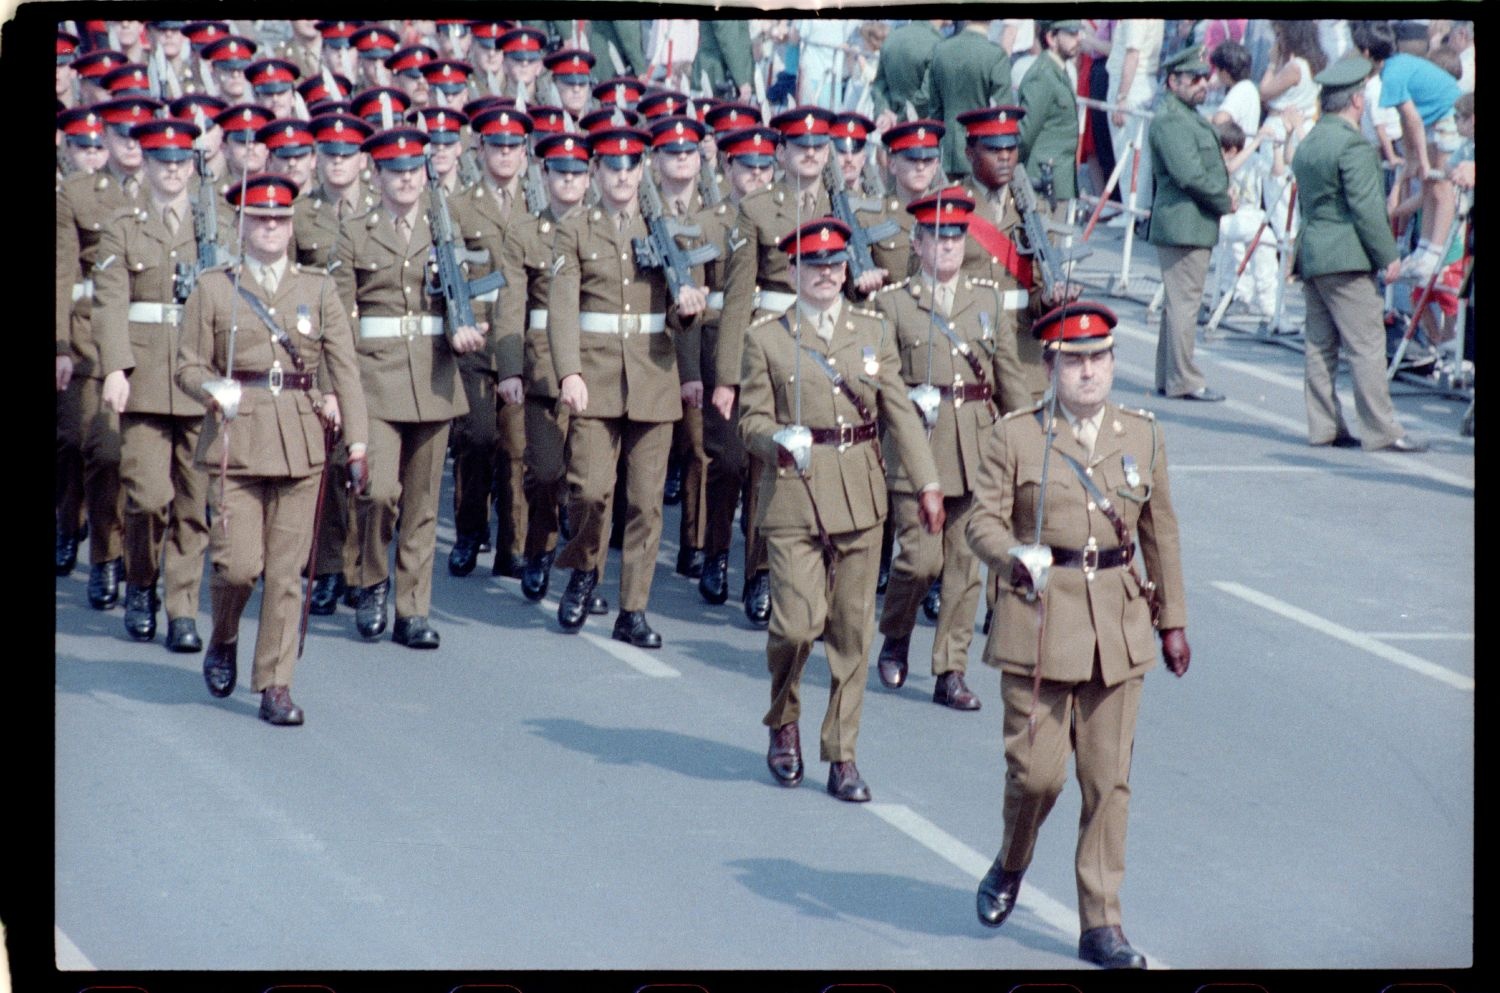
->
xmin=232 ymin=369 xmax=315 ymax=391
xmin=1051 ymin=544 xmax=1133 ymax=570
xmin=937 ymin=383 xmax=993 ymax=403
xmin=809 ymin=422 xmax=878 ymax=446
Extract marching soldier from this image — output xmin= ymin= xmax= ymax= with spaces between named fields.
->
xmin=830 ymin=111 xmax=906 ymax=280
xmin=297 ymin=75 xmax=350 ymax=117
xmin=447 ymin=105 xmax=535 ymax=579
xmin=548 ymin=124 xmax=707 ymax=645
xmin=386 ymin=45 xmax=438 ymax=112
xmin=199 ymin=34 xmax=258 ymax=105
xmin=176 ymin=174 xmax=370 ymax=726
xmin=93 ymin=118 xmax=219 ymax=651
xmin=408 ymin=106 xmax=467 ymax=193
xmin=496 ymin=27 xmax=549 ymax=103
xmin=876 ymin=118 xmax=947 ymax=282
xmin=1017 ymin=20 xmax=1083 ymax=219
xmin=245 ymin=58 xmax=301 ymax=120
xmin=258 ymin=118 xmax=316 ymax=192
xmin=469 ymin=21 xmax=511 ymax=99
xmin=352 ymin=25 xmax=402 ymax=90
xmin=72 ymin=50 xmax=130 ymax=108
xmin=332 ymin=127 xmax=486 ymax=648
xmin=873 ymin=189 xmax=1031 ymax=713
xmin=740 ymin=217 xmax=944 ymax=802
xmin=543 ymin=48 xmax=597 ymax=120
xmin=966 ymin=302 xmax=1190 ymax=970
xmin=423 ymin=59 xmax=479 ymax=113
xmin=277 ymin=19 xmax=325 ymax=81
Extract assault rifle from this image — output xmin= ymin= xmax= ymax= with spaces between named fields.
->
xmin=633 ymin=170 xmax=720 ymax=301
xmin=424 ymin=152 xmax=505 ymax=330
xmin=174 ymin=147 xmax=228 ymax=303
xmin=1010 ymin=162 xmax=1090 ymax=299
xmin=821 ymin=157 xmax=899 ymax=287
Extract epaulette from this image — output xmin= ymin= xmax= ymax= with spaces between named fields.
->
xmin=969 ymin=276 xmax=999 ymax=289
xmin=850 ymin=304 xmax=882 ymax=320
xmin=748 ymin=311 xmax=781 ymax=330
xmin=742 ymin=185 xmax=773 ymax=207
xmin=1117 ymin=405 xmax=1156 ymax=422
xmin=538 ymin=218 xmax=552 ymax=234
xmin=874 ymin=278 xmax=909 ymax=296
xmin=1003 ymin=399 xmax=1046 ymax=420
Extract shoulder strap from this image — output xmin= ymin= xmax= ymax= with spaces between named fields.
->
xmin=235 ymin=284 xmax=306 ymax=372
xmin=777 ymin=315 xmax=875 ymax=423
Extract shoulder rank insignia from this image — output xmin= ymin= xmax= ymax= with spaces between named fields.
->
xmin=540 ymin=220 xmax=551 ymax=234
xmin=1119 ymin=405 xmax=1156 ymax=421
xmin=1002 ymin=399 xmax=1046 ymax=420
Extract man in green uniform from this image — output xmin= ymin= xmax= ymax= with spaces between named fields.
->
xmin=872 ymin=20 xmax=946 ymax=133
xmin=966 ymin=301 xmax=1191 ymax=970
xmin=1017 ymin=20 xmax=1082 ymax=213
xmin=916 ymin=20 xmax=1011 ymax=181
xmin=693 ymin=21 xmax=754 ymax=100
xmin=1292 ymin=55 xmax=1428 ymax=453
xmin=1147 ymin=45 xmax=1231 ymax=402
xmin=740 ymin=217 xmax=944 ymax=803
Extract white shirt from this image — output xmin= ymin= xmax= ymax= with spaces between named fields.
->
xmin=1266 ymin=56 xmax=1319 ymax=117
xmin=1106 ymin=20 xmax=1164 ymax=105
xmin=1217 ymin=79 xmax=1262 ymax=137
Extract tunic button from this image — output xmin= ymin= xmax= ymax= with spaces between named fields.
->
xmin=403 ymin=260 xmax=410 ymax=267
xmin=622 ymin=278 xmax=630 ymax=285
xmin=1085 ymin=467 xmax=1094 ymax=477
xmin=1087 ymin=501 xmax=1096 ymax=512
xmin=169 ymin=251 xmax=177 ymax=259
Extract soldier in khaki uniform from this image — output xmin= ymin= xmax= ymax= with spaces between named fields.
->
xmin=332 ymin=127 xmax=486 ymax=648
xmin=549 ymin=125 xmax=707 ymax=646
xmin=210 ymin=103 xmax=274 ymax=255
xmin=176 ymin=174 xmax=370 ymax=725
xmin=55 ymin=97 xmax=155 ymax=610
xmin=495 ymin=27 xmax=549 ymax=104
xmin=351 ymin=25 xmax=401 ymax=90
xmin=873 ymin=190 xmax=1032 ymax=713
xmin=447 ymin=105 xmax=534 ymax=579
xmin=277 ymin=20 xmax=326 ymax=81
xmin=965 ymin=302 xmax=1191 ymax=970
xmin=542 ymin=48 xmax=598 ymax=121
xmin=95 ymin=118 xmax=220 ymax=653
xmin=872 ymin=119 xmax=948 ymax=284
xmin=741 ymin=217 xmax=944 ymax=803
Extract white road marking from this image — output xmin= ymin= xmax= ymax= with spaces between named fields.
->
xmin=55 ymin=925 xmax=95 ymax=970
xmin=580 ymin=630 xmax=681 ymax=678
xmin=1171 ymin=465 xmax=1322 ymax=474
xmin=1365 ymin=632 xmax=1473 ymax=642
xmin=1213 ymin=582 xmax=1474 ymax=691
xmin=865 ymin=802 xmax=1170 ymax=970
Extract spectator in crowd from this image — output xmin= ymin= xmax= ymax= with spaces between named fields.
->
xmin=1259 ymin=20 xmax=1326 ymax=121
xmin=1428 ymin=47 xmax=1463 ymax=83
xmin=1209 ymin=41 xmax=1260 ymax=137
xmin=1105 ymin=19 xmax=1163 ymax=222
xmin=1210 ymin=120 xmax=1279 ymax=323
xmin=1078 ymin=20 xmax=1117 ymax=204
xmin=1201 ymin=18 xmax=1248 ymax=62
xmin=1445 ymin=21 xmax=1474 ymax=95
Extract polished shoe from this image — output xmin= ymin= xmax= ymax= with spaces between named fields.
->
xmin=676 ymin=545 xmax=705 ymax=579
xmin=611 ymin=610 xmax=662 ymax=648
xmin=165 ymin=617 xmax=203 ymax=653
xmin=56 ymin=525 xmax=79 ymax=576
xmin=354 ymin=580 xmax=389 ymax=640
xmin=1376 ymin=435 xmax=1430 ymax=453
xmin=447 ymin=532 xmax=483 ymax=576
xmin=1078 ymin=925 xmax=1147 ymax=969
xmin=1311 ymin=433 xmax=1361 ymax=448
xmin=123 ymin=583 xmax=158 ymax=641
xmin=588 ymin=591 xmax=609 ymax=615
xmin=877 ymin=634 xmax=910 ymax=689
xmin=663 ymin=462 xmax=683 ymax=505
xmin=743 ymin=570 xmax=771 ymax=626
xmin=392 ymin=615 xmax=441 ymax=649
xmin=491 ymin=551 xmax=527 ymax=578
xmin=826 ymin=760 xmax=871 ymax=802
xmin=558 ymin=569 xmax=597 ymax=631
xmin=976 ymin=859 xmax=1024 ymax=928
xmin=87 ymin=558 xmax=122 ymax=610
xmin=342 ymin=581 xmax=361 ymax=608
xmin=309 ymin=573 xmax=345 ymax=616
xmin=202 ymin=641 xmax=237 ymax=698
xmin=258 ymin=685 xmax=305 ymax=726
xmin=767 ymin=722 xmax=804 ymax=787
xmin=932 ymin=670 xmax=981 ymax=711
xmin=698 ymin=551 xmax=730 ymax=605
xmin=520 ymin=550 xmax=555 ymax=602
xmin=922 ymin=578 xmax=942 ymax=621
xmin=1176 ymin=386 xmax=1226 ymax=402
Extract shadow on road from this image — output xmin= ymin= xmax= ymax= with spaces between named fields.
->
xmin=523 ymin=717 xmax=763 ymax=783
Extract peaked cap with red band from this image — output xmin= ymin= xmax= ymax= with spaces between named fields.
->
xmin=409 ymin=107 xmax=469 ymax=143
xmin=309 ymin=113 xmax=374 ymax=154
xmin=779 ymin=217 xmax=852 ymax=264
xmin=385 ymin=45 xmax=438 ymax=76
xmin=881 ymin=118 xmax=946 ymax=159
xmin=472 ymin=106 xmax=534 ymax=145
xmin=769 ymin=105 xmax=836 ymax=146
xmin=637 ymin=90 xmax=689 ymax=121
xmin=100 ymin=64 xmax=152 ymax=97
xmin=214 ymin=104 xmax=275 ymax=141
xmin=536 ymin=132 xmax=591 ymax=172
xmin=526 ymin=105 xmax=569 ymax=134
xmin=1033 ymin=301 xmax=1117 ymax=353
xmin=906 ymin=186 xmax=975 ymax=234
xmin=543 ymin=48 xmax=595 ymax=82
xmin=471 ymin=21 xmax=518 ymax=48
xmin=704 ymin=102 xmax=762 ymax=134
xmin=589 ymin=126 xmax=650 ymax=164
xmin=246 ymin=58 xmax=300 ymax=94
xmin=649 ymin=115 xmax=707 ymax=151
xmin=72 ymin=49 xmax=127 ymax=79
xmin=352 ymin=25 xmax=402 ymax=59
xmin=421 ymin=59 xmax=474 ymax=91
xmin=719 ymin=126 xmax=780 ymax=165
xmin=131 ymin=119 xmax=200 ymax=161
xmin=58 ymin=107 xmax=107 ymax=145
xmin=499 ymin=27 xmax=547 ymax=60
xmin=361 ymin=127 xmax=431 ymax=170
xmin=831 ymin=112 xmax=876 ymax=149
xmin=200 ymin=36 xmax=258 ymax=69
xmin=297 ymin=74 xmax=351 ymax=107
xmin=592 ymin=77 xmax=646 ymax=107
xmin=57 ymin=31 xmax=81 ymax=65
xmin=97 ymin=96 xmax=163 ymax=130
xmin=580 ymin=107 xmax=641 ymax=134
xmin=228 ymin=173 xmax=300 ymax=215
xmin=316 ymin=21 xmax=363 ymax=48
xmin=351 ymin=87 xmax=412 ymax=125
xmin=184 ymin=21 xmax=231 ymax=47
xmin=257 ymin=119 xmax=316 ymax=157
xmin=958 ymin=105 xmax=1026 ymax=149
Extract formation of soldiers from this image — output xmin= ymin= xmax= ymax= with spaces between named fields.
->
xmin=57 ymin=18 xmax=1196 ymax=969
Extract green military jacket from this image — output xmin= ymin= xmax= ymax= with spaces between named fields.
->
xmin=1017 ymin=51 xmax=1079 ymax=202
xmin=694 ymin=21 xmax=753 ymax=96
xmin=1291 ymin=115 xmax=1399 ymax=279
xmin=1146 ymin=92 xmax=1232 ymax=248
xmin=917 ymin=27 xmax=1012 ymax=179
xmin=871 ymin=20 xmax=942 ymax=116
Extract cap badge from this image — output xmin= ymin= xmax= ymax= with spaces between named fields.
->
xmin=804 ymin=113 xmax=814 ymax=129
xmin=563 ymin=137 xmax=574 ymax=151
xmin=1079 ymin=315 xmax=1091 ymax=330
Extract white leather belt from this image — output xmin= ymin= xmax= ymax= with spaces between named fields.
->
xmin=754 ymin=290 xmax=797 ymax=312
xmin=578 ymin=312 xmax=666 ymax=334
xmin=127 ymin=302 xmax=184 ymax=324
xmin=359 ymin=315 xmax=445 ymax=339
xmin=528 ymin=308 xmax=549 ymax=331
xmin=72 ymin=279 xmax=94 ymax=303
xmin=706 ymin=291 xmax=724 ymax=310
xmin=1003 ymin=288 xmax=1029 ymax=310
xmin=474 ymin=288 xmax=500 ymax=304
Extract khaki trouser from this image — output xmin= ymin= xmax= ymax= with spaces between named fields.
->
xmin=354 ymin=417 xmax=449 ymax=618
xmin=1303 ymin=272 xmax=1404 ymax=450
xmin=119 ymin=412 xmax=208 ymax=619
xmin=312 ymin=438 xmax=354 ymax=579
xmin=879 ymin=492 xmax=980 ymax=675
xmin=452 ymin=364 xmax=531 ymax=558
xmin=1154 ymin=244 xmax=1211 ymax=396
xmin=702 ymin=392 xmax=761 ymax=569
xmin=556 ymin=416 xmax=674 ymax=612
xmin=56 ymin=374 xmax=85 ymax=538
xmin=998 ymin=662 xmax=1143 ymax=930
xmin=763 ymin=522 xmax=883 ymax=762
xmin=523 ymin=394 xmax=569 ymax=557
xmin=673 ymin=406 xmax=709 ymax=551
xmin=208 ymin=472 xmax=320 ymax=691
xmin=79 ymin=376 xmax=124 ymax=564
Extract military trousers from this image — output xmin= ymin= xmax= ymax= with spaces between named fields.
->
xmin=673 ymin=406 xmax=709 ymax=552
xmin=1302 ymin=272 xmax=1404 ymax=450
xmin=557 ymin=416 xmax=673 ymax=613
xmin=312 ymin=437 xmax=354 ymax=580
xmin=879 ymin=491 xmax=980 ymax=675
xmin=702 ymin=392 xmax=764 ymax=571
xmin=452 ymin=364 xmax=529 ymax=559
xmin=354 ymin=417 xmax=449 ymax=619
xmin=208 ymin=472 xmax=320 ymax=691
xmin=522 ymin=394 xmax=569 ymax=557
xmin=997 ymin=659 xmax=1143 ymax=930
xmin=56 ymin=373 xmax=85 ymax=537
xmin=79 ymin=375 xmax=124 ymax=565
xmin=763 ymin=522 xmax=883 ymax=763
xmin=119 ymin=412 xmax=208 ymax=620
xmin=1154 ymin=244 xmax=1212 ymax=397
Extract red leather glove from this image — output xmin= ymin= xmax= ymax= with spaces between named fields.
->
xmin=917 ymin=489 xmax=945 ymax=534
xmin=347 ymin=452 xmax=371 ymax=497
xmin=1160 ymin=627 xmax=1191 ymax=676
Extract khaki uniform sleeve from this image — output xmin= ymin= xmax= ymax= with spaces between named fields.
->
xmin=318 ymin=274 xmax=369 ymax=449
xmin=546 ymin=219 xmax=583 ymax=383
xmin=1136 ymin=419 xmax=1187 ymax=630
xmin=91 ymin=221 xmax=134 ymax=377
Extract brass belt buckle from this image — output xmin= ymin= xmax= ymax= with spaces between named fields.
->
xmin=952 ymin=377 xmax=966 ymax=408
xmin=619 ymin=313 xmax=640 ymax=336
xmin=1081 ymin=536 xmax=1099 ymax=576
xmin=268 ymin=360 xmax=284 ymax=397
xmin=837 ymin=422 xmax=855 ymax=449
xmin=400 ymin=314 xmax=421 ymax=338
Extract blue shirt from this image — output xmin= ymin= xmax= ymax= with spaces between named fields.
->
xmin=1378 ymin=53 xmax=1460 ymax=126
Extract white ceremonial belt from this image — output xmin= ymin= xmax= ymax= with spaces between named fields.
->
xmin=127 ymin=302 xmax=184 ymax=324
xmin=578 ymin=312 xmax=666 ymax=334
xmin=754 ymin=290 xmax=797 ymax=312
xmin=72 ymin=279 xmax=94 ymax=303
xmin=706 ymin=291 xmax=725 ymax=310
xmin=1003 ymin=288 xmax=1029 ymax=310
xmin=358 ymin=315 xmax=445 ymax=339
xmin=474 ymin=288 xmax=500 ymax=304
xmin=527 ymin=308 xmax=550 ymax=331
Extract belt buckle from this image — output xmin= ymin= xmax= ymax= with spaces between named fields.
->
xmin=952 ymin=378 xmax=966 ymax=408
xmin=1081 ymin=538 xmax=1099 ymax=575
xmin=267 ymin=360 xmax=284 ymax=396
xmin=837 ymin=422 xmax=855 ymax=449
xmin=401 ymin=314 xmax=421 ymax=338
xmin=619 ymin=313 xmax=640 ymax=336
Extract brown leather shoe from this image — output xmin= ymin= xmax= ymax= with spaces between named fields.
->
xmin=933 ymin=670 xmax=981 ymax=710
xmin=976 ymin=857 xmax=1023 ymax=928
xmin=877 ymin=634 xmax=909 ymax=688
xmin=1078 ymin=925 xmax=1147 ymax=969
xmin=767 ymin=722 xmax=803 ymax=787
xmin=826 ymin=760 xmax=870 ymax=802
xmin=258 ymin=686 xmax=305 ymax=726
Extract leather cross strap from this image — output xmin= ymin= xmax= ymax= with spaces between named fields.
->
xmin=923 ymin=304 xmax=994 ymax=389
xmin=1054 ymin=447 xmax=1163 ymax=626
xmin=778 ymin=316 xmax=876 ymax=424
xmin=235 ymin=285 xmax=307 ymax=372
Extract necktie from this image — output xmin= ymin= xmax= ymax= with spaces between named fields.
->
xmin=498 ymin=186 xmax=512 ymax=220
xmin=1075 ymin=417 xmax=1097 ymax=457
xmin=395 ymin=215 xmax=412 ymax=244
xmin=935 ymin=283 xmax=953 ymax=318
xmin=162 ymin=207 xmax=179 ymax=235
xmin=123 ymin=176 xmax=139 ymax=198
xmin=614 ymin=211 xmax=629 ymax=233
xmin=259 ymin=264 xmax=278 ymax=295
xmin=817 ymin=311 xmax=835 ymax=343
xmin=801 ymin=190 xmax=818 ymax=216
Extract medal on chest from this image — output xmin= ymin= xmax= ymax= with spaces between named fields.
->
xmin=862 ymin=346 xmax=879 ymax=377
xmin=1122 ymin=453 xmax=1141 ymax=489
xmin=296 ymin=304 xmax=312 ymax=336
